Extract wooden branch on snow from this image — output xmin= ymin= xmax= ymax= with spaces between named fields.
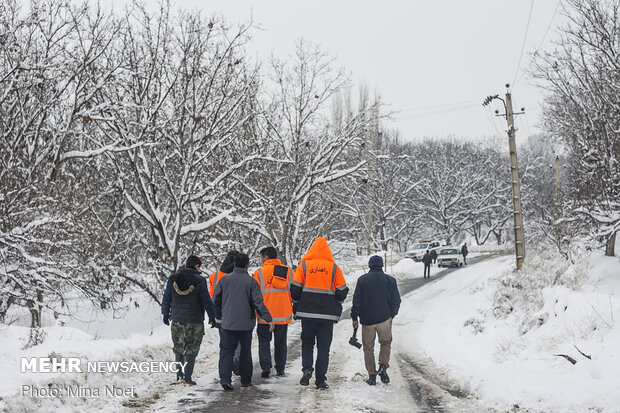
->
xmin=554 ymin=354 xmax=577 ymax=365
xmin=573 ymin=345 xmax=592 ymax=360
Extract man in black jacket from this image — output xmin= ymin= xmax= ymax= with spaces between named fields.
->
xmin=351 ymin=256 xmax=401 ymax=386
xmin=162 ymin=255 xmax=215 ymax=385
xmin=422 ymin=250 xmax=432 ymax=278
xmin=461 ymin=243 xmax=468 ymax=265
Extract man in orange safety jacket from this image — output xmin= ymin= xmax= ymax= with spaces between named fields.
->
xmin=209 ymin=250 xmax=239 ymax=298
xmin=252 ymin=246 xmax=293 ymax=378
xmin=290 ymin=237 xmax=348 ymax=390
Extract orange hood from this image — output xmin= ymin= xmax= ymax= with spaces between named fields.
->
xmin=300 ymin=237 xmax=334 ymax=263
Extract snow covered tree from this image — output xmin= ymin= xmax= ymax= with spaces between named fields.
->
xmin=238 ymin=40 xmax=373 ymax=264
xmin=90 ymin=4 xmax=263 ymax=293
xmin=329 ymin=128 xmax=422 ymax=253
xmin=533 ymin=0 xmax=620 ymax=256
xmin=464 ymin=139 xmax=512 ymax=246
xmin=410 ymin=139 xmax=509 ymax=245
xmin=0 ymin=0 xmax=130 ymax=327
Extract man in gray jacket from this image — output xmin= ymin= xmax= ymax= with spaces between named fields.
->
xmin=214 ymin=253 xmax=274 ymax=390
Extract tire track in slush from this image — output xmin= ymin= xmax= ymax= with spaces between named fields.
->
xmin=159 ymin=254 xmax=500 ymax=412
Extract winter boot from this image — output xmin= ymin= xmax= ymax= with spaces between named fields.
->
xmin=175 ymin=353 xmax=185 ymax=382
xmin=366 ymin=374 xmax=377 ymax=386
xmin=316 ymin=381 xmax=329 ymax=390
xmin=183 ymin=355 xmax=197 ymax=386
xmin=299 ymin=371 xmax=312 ymax=386
xmin=261 ymin=369 xmax=270 ymax=378
xmin=221 ymin=382 xmax=234 ymax=391
xmin=377 ymin=364 xmax=390 ymax=384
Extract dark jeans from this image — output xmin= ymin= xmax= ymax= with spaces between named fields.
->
xmin=463 ymin=253 xmax=468 ymax=265
xmin=219 ymin=329 xmax=253 ymax=385
xmin=257 ymin=323 xmax=288 ymax=372
xmin=424 ymin=264 xmax=431 ymax=277
xmin=301 ymin=318 xmax=334 ymax=385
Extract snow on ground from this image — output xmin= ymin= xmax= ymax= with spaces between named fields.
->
xmin=3 ymin=246 xmax=618 ymax=412
xmin=397 ymin=249 xmax=620 ymax=413
xmin=0 ymin=290 xmax=205 ymax=413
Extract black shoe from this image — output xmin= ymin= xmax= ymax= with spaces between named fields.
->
xmin=261 ymin=369 xmax=270 ymax=378
xmin=184 ymin=355 xmax=197 ymax=386
xmin=377 ymin=364 xmax=390 ymax=384
xmin=299 ymin=372 xmax=312 ymax=386
xmin=174 ymin=353 xmax=185 ymax=382
xmin=366 ymin=374 xmax=376 ymax=386
xmin=276 ymin=370 xmax=285 ymax=376
xmin=241 ymin=382 xmax=252 ymax=388
xmin=232 ymin=358 xmax=240 ymax=376
xmin=316 ymin=382 xmax=329 ymax=390
xmin=221 ymin=383 xmax=234 ymax=391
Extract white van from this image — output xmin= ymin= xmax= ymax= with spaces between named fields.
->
xmin=404 ymin=240 xmax=442 ymax=262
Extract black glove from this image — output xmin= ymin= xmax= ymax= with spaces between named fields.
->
xmin=163 ymin=315 xmax=170 ymax=326
xmin=208 ymin=319 xmax=216 ymax=328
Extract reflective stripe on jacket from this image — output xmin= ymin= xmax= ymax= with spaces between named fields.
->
xmin=252 ymin=259 xmax=293 ymax=325
xmin=291 ymin=237 xmax=348 ymax=322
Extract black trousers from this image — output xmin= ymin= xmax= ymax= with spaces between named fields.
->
xmin=257 ymin=323 xmax=288 ymax=372
xmin=219 ymin=328 xmax=253 ymax=385
xmin=424 ymin=264 xmax=431 ymax=277
xmin=301 ymin=318 xmax=333 ymax=385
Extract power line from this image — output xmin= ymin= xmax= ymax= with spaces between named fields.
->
xmin=522 ymin=113 xmax=536 ymax=137
xmin=396 ymin=99 xmax=481 ymax=113
xmin=535 ymin=0 xmax=562 ymax=53
xmin=512 ymin=0 xmax=535 ymax=90
xmin=514 ymin=1 xmax=562 ymax=93
xmin=483 ymin=106 xmax=505 ymax=137
xmin=394 ymin=103 xmax=480 ymax=121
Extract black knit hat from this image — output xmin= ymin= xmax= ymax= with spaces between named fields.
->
xmin=368 ymin=255 xmax=383 ymax=268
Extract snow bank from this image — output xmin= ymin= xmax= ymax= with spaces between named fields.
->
xmin=0 ymin=322 xmax=183 ymax=413
xmin=397 ymin=249 xmax=620 ymax=412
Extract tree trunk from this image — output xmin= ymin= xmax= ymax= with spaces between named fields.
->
xmin=494 ymin=229 xmax=502 ymax=245
xmin=605 ymin=231 xmax=616 ymax=257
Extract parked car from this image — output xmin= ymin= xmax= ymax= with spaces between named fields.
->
xmin=405 ymin=240 xmax=442 ymax=262
xmin=437 ymin=248 xmax=464 ymax=268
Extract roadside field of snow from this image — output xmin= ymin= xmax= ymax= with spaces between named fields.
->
xmin=396 ymin=251 xmax=620 ymax=413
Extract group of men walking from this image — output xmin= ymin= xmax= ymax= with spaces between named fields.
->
xmin=161 ymin=236 xmax=401 ymax=390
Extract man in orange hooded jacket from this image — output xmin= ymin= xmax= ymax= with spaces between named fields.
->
xmin=252 ymin=246 xmax=293 ymax=378
xmin=209 ymin=250 xmax=239 ymax=298
xmin=291 ymin=237 xmax=348 ymax=390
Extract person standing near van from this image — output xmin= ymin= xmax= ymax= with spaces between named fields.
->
xmin=422 ymin=250 xmax=432 ymax=278
xmin=461 ymin=243 xmax=469 ymax=265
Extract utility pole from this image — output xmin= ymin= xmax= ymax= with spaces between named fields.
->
xmin=483 ymin=84 xmax=526 ymax=270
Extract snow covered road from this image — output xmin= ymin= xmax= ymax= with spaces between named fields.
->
xmin=148 ymin=254 xmax=501 ymax=413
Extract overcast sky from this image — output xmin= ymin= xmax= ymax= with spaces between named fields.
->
xmin=111 ymin=0 xmax=564 ymax=142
